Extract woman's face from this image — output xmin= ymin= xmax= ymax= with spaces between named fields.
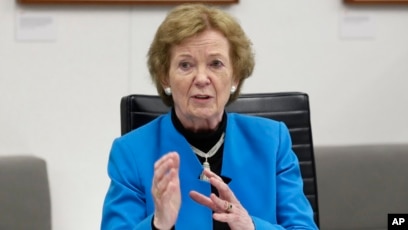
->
xmin=166 ymin=29 xmax=237 ymax=132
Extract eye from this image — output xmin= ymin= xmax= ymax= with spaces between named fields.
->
xmin=179 ymin=61 xmax=192 ymax=70
xmin=210 ymin=60 xmax=224 ymax=68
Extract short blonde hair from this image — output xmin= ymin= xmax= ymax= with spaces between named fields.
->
xmin=147 ymin=3 xmax=255 ymax=106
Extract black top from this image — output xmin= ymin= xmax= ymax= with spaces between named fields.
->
xmin=172 ymin=110 xmax=227 ymax=177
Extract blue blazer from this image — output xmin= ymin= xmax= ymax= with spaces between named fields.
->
xmin=101 ymin=112 xmax=318 ymax=230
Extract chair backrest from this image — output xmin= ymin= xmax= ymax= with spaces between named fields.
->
xmin=0 ymin=155 xmax=52 ymax=230
xmin=120 ymin=92 xmax=319 ymax=226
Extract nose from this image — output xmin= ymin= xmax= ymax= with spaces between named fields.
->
xmin=194 ymin=65 xmax=211 ymax=87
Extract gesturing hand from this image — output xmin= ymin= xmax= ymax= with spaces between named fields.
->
xmin=151 ymin=152 xmax=181 ymax=229
xmin=189 ymin=169 xmax=255 ymax=230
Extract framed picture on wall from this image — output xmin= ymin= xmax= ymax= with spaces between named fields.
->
xmin=18 ymin=0 xmax=238 ymax=4
xmin=345 ymin=0 xmax=408 ymax=4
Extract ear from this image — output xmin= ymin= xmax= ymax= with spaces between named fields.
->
xmin=233 ymin=79 xmax=240 ymax=88
xmin=160 ymin=75 xmax=170 ymax=89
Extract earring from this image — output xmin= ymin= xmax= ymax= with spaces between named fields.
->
xmin=230 ymin=86 xmax=237 ymax=94
xmin=164 ymin=87 xmax=172 ymax=96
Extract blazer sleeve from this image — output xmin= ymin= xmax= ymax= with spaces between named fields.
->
xmin=252 ymin=122 xmax=318 ymax=229
xmin=101 ymin=137 xmax=153 ymax=230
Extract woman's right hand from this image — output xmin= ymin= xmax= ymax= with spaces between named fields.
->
xmin=151 ymin=152 xmax=181 ymax=229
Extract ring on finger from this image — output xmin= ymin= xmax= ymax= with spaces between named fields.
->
xmin=224 ymin=201 xmax=233 ymax=213
xmin=155 ymin=189 xmax=162 ymax=198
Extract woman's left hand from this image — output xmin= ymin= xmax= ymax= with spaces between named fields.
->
xmin=189 ymin=169 xmax=255 ymax=230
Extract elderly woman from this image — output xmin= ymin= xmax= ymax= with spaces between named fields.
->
xmin=101 ymin=3 xmax=317 ymax=230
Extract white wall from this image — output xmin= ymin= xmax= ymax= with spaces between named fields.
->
xmin=1 ymin=0 xmax=407 ymax=229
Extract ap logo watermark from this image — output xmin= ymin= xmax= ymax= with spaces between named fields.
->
xmin=388 ymin=214 xmax=408 ymax=230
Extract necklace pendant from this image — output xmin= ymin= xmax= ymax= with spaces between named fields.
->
xmin=191 ymin=132 xmax=225 ymax=182
xmin=200 ymin=161 xmax=210 ymax=181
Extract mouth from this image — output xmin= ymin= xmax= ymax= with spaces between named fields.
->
xmin=194 ymin=95 xmax=210 ymax=99
xmin=192 ymin=94 xmax=212 ymax=100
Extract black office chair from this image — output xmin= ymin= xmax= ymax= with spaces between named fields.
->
xmin=120 ymin=92 xmax=319 ymax=226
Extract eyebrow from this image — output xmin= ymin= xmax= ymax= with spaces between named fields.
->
xmin=208 ymin=53 xmax=227 ymax=58
xmin=172 ymin=50 xmax=229 ymax=61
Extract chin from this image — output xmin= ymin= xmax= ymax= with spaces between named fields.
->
xmin=192 ymin=108 xmax=221 ymax=120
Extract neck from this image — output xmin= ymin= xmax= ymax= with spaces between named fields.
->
xmin=171 ymin=109 xmax=227 ymax=152
xmin=174 ymin=110 xmax=223 ymax=133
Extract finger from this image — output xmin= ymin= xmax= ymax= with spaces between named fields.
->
xmin=155 ymin=167 xmax=175 ymax=192
xmin=189 ymin=191 xmax=218 ymax=211
xmin=152 ymin=153 xmax=180 ymax=198
xmin=208 ymin=177 xmax=238 ymax=203
xmin=158 ymin=168 xmax=178 ymax=196
xmin=167 ymin=152 xmax=180 ymax=169
xmin=210 ymin=193 xmax=231 ymax=213
xmin=154 ymin=152 xmax=179 ymax=171
xmin=154 ymin=162 xmax=173 ymax=189
xmin=201 ymin=168 xmax=223 ymax=181
xmin=213 ymin=212 xmax=232 ymax=223
xmin=153 ymin=168 xmax=181 ymax=203
xmin=154 ymin=153 xmax=179 ymax=183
